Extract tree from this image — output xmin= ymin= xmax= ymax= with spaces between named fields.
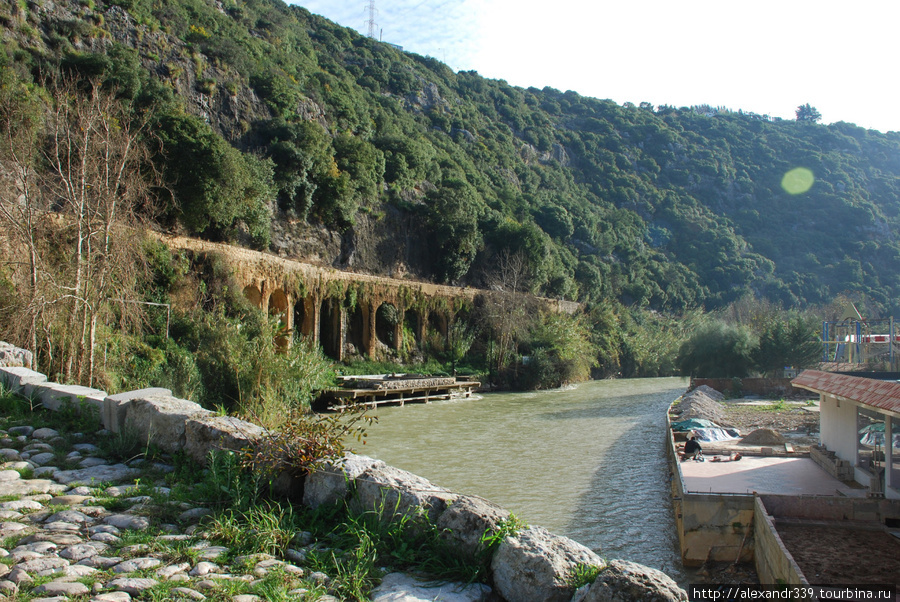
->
xmin=426 ymin=179 xmax=484 ymax=283
xmin=0 ymin=79 xmax=155 ymax=386
xmin=795 ymin=103 xmax=822 ymax=123
xmin=677 ymin=321 xmax=756 ymax=378
xmin=753 ymin=316 xmax=821 ymax=376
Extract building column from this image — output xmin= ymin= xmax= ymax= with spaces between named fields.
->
xmin=886 ymin=414 xmax=894 ymax=491
xmin=367 ymin=301 xmax=378 ymax=359
xmin=307 ymin=296 xmax=321 ymax=345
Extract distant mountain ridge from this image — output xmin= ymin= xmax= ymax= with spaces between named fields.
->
xmin=2 ymin=0 xmax=899 ymax=315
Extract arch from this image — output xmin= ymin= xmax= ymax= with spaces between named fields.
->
xmin=243 ymin=285 xmax=262 ymax=309
xmin=319 ymin=298 xmax=343 ymax=360
xmin=375 ymin=302 xmax=399 ymax=348
xmin=347 ymin=304 xmax=366 ymax=357
xmin=268 ymin=289 xmax=289 ymax=329
xmin=404 ymin=308 xmax=424 ymax=347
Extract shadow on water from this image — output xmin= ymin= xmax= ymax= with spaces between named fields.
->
xmin=566 ymin=388 xmax=690 ymax=586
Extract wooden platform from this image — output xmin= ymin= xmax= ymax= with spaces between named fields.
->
xmin=318 ymin=377 xmax=480 ymax=410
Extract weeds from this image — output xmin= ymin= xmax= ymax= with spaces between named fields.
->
xmin=567 ymin=562 xmax=604 ymax=589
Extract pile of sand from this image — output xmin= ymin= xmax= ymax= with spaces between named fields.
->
xmin=740 ymin=428 xmax=785 ymax=445
xmin=673 ymin=387 xmax=732 ymax=427
xmin=692 ymin=384 xmax=725 ymax=402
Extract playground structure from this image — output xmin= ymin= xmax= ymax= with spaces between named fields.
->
xmin=822 ymin=317 xmax=899 ymax=369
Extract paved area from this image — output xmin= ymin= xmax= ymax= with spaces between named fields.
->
xmin=680 ymin=456 xmax=865 ymax=496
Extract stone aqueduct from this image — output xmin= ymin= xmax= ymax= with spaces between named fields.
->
xmin=158 ymin=235 xmax=580 ymax=362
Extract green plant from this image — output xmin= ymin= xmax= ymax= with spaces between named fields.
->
xmin=567 ymin=562 xmax=604 ymax=589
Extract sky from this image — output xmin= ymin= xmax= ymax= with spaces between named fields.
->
xmin=291 ymin=0 xmax=900 ymax=133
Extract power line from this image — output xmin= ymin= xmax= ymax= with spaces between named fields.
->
xmin=365 ymin=0 xmax=378 ymax=39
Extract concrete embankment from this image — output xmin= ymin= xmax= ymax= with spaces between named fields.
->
xmin=0 ymin=341 xmax=687 ymax=602
xmin=666 ymin=387 xmax=900 ymax=586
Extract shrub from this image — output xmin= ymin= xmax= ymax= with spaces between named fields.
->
xmin=677 ymin=321 xmax=756 ymax=377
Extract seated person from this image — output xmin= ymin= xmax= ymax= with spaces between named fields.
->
xmin=683 ymin=436 xmax=702 ymax=460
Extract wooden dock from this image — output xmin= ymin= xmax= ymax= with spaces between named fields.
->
xmin=317 ymin=375 xmax=481 ymax=410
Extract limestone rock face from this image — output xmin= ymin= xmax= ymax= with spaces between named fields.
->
xmin=436 ymin=495 xmax=511 ymax=557
xmin=302 ymin=454 xmax=385 ymax=509
xmin=574 ymin=559 xmax=688 ymax=602
xmin=491 ymin=526 xmax=605 ymax=602
xmin=184 ymin=415 xmax=266 ymax=464
xmin=123 ymin=395 xmax=213 ymax=453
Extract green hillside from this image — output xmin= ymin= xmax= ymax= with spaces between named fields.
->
xmin=3 ymin=0 xmax=899 ymax=315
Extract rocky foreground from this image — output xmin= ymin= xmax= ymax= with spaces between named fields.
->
xmin=0 ymin=423 xmax=495 ymax=602
xmin=1 ymin=419 xmax=689 ymax=602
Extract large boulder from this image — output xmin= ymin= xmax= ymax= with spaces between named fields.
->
xmin=491 ymin=526 xmax=605 ymax=602
xmin=573 ymin=559 xmax=688 ymax=602
xmin=122 ymin=395 xmax=213 ymax=453
xmin=436 ymin=494 xmax=511 ymax=557
xmin=184 ymin=415 xmax=266 ymax=464
xmin=352 ymin=462 xmax=457 ymax=524
xmin=0 ymin=342 xmax=33 ymax=368
xmin=302 ymin=453 xmax=386 ymax=509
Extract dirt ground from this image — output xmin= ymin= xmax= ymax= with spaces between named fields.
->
xmin=776 ymin=524 xmax=900 ymax=586
xmin=721 ymin=399 xmax=820 ymax=446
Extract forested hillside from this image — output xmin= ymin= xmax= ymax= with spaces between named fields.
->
xmin=3 ymin=0 xmax=899 ymax=315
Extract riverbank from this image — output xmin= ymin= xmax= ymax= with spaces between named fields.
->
xmin=1 ymin=344 xmax=690 ymax=601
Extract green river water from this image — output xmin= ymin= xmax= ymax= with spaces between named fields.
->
xmin=355 ymin=376 xmax=690 ymax=584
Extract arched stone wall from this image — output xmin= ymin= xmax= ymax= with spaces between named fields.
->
xmin=243 ymin=285 xmax=262 ymax=309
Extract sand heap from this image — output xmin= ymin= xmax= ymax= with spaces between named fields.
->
xmin=740 ymin=428 xmax=786 ymax=445
xmin=673 ymin=386 xmax=732 ymax=427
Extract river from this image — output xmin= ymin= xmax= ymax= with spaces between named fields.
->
xmin=354 ymin=376 xmax=690 ymax=584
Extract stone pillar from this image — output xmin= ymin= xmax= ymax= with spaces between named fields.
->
xmin=418 ymin=310 xmax=428 ymax=344
xmin=366 ymin=301 xmax=378 ymax=360
xmin=333 ymin=302 xmax=345 ymax=363
xmin=394 ymin=310 xmax=404 ymax=352
xmin=301 ymin=295 xmax=320 ymax=345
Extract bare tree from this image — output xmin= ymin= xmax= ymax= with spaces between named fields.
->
xmin=0 ymin=78 xmax=154 ymax=386
xmin=476 ymin=250 xmax=537 ymax=385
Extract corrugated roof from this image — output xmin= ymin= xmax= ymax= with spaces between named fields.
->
xmin=792 ymin=370 xmax=900 ymax=416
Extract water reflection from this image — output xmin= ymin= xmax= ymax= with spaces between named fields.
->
xmin=355 ymin=377 xmax=688 ymax=584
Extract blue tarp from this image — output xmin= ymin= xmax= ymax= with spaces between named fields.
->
xmin=671 ymin=418 xmax=719 ymax=431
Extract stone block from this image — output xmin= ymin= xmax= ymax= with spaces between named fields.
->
xmin=491 ymin=526 xmax=605 ymax=602
xmin=0 ymin=366 xmax=47 ymax=395
xmin=31 ymin=383 xmax=107 ymax=413
xmin=184 ymin=415 xmax=266 ymax=464
xmin=123 ymin=395 xmax=213 ymax=453
xmin=102 ymin=388 xmax=172 ymax=432
xmin=303 ymin=453 xmax=385 ymax=509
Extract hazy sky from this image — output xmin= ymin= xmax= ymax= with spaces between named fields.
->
xmin=292 ymin=0 xmax=899 ymax=133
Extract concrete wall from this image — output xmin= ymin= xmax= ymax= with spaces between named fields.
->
xmin=759 ymin=494 xmax=900 ymax=523
xmin=667 ymin=406 xmax=755 ymax=566
xmin=690 ymin=378 xmax=797 ymax=397
xmin=819 ymin=393 xmax=859 ymax=463
xmin=753 ymin=497 xmax=808 ymax=586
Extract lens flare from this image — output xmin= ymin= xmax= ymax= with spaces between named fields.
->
xmin=781 ymin=167 xmax=814 ymax=195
